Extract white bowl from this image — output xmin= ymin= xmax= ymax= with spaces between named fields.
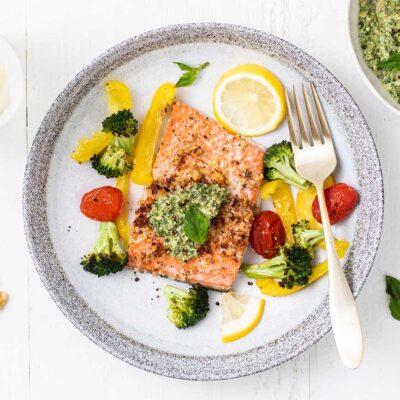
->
xmin=0 ymin=36 xmax=24 ymax=128
xmin=347 ymin=0 xmax=400 ymax=115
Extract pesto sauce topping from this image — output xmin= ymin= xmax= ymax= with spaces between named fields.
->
xmin=149 ymin=183 xmax=228 ymax=261
xmin=359 ymin=0 xmax=400 ymax=102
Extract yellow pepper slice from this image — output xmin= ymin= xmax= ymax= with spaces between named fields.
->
xmin=71 ymin=80 xmax=132 ymax=163
xmin=103 ymin=80 xmax=134 ymax=244
xmin=105 ymin=81 xmax=132 ymax=115
xmin=256 ymin=239 xmax=349 ymax=296
xmin=261 ymin=180 xmax=297 ymax=244
xmin=115 ymin=174 xmax=130 ymax=248
xmin=70 ymin=130 xmax=113 ymax=163
xmin=296 ymin=175 xmax=335 ymax=229
xmin=318 ymin=239 xmax=349 ymax=256
xmin=131 ymin=82 xmax=176 ymax=186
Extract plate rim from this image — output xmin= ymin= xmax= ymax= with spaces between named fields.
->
xmin=22 ymin=22 xmax=384 ymax=380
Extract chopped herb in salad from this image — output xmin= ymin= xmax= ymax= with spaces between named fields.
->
xmin=359 ymin=0 xmax=400 ymax=102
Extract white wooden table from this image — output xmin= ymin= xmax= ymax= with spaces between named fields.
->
xmin=0 ymin=0 xmax=397 ymax=398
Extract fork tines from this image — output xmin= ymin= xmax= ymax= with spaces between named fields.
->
xmin=285 ymin=82 xmax=332 ymax=149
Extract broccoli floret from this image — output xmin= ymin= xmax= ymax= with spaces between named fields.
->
xmin=292 ymin=220 xmax=324 ymax=255
xmin=102 ymin=109 xmax=138 ymax=156
xmin=102 ymin=109 xmax=138 ymax=137
xmin=91 ymin=144 xmax=133 ymax=178
xmin=112 ymin=135 xmax=135 ymax=156
xmin=163 ymin=284 xmax=209 ymax=329
xmin=242 ymin=245 xmax=313 ymax=289
xmin=81 ymin=221 xmax=127 ymax=277
xmin=264 ymin=140 xmax=310 ymax=190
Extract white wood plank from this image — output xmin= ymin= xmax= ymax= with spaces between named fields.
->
xmin=25 ymin=0 xmax=310 ymax=399
xmin=288 ymin=2 xmax=400 ymax=398
xmin=19 ymin=0 xmax=400 ymax=398
xmin=0 ymin=1 xmax=29 ymax=400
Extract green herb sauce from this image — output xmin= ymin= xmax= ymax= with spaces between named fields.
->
xmin=149 ymin=183 xmax=228 ymax=261
xmin=359 ymin=0 xmax=400 ymax=102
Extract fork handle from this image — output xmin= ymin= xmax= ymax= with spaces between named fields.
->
xmin=315 ymin=184 xmax=363 ymax=369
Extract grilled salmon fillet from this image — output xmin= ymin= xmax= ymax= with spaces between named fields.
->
xmin=128 ymin=101 xmax=264 ymax=291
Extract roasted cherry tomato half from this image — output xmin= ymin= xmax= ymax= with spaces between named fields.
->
xmin=312 ymin=183 xmax=359 ymax=225
xmin=250 ymin=210 xmax=286 ymax=259
xmin=80 ymin=186 xmax=123 ymax=221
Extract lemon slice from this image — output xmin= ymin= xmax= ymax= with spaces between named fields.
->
xmin=213 ymin=64 xmax=286 ymax=136
xmin=221 ymin=292 xmax=265 ymax=343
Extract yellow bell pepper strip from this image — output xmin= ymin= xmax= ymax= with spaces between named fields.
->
xmin=318 ymin=239 xmax=349 ymax=256
xmin=255 ymin=239 xmax=349 ymax=296
xmin=70 ymin=130 xmax=113 ymax=163
xmin=105 ymin=81 xmax=132 ymax=115
xmin=261 ymin=180 xmax=297 ymax=244
xmin=296 ymin=175 xmax=335 ymax=229
xmin=71 ymin=80 xmax=132 ymax=163
xmin=115 ymin=174 xmax=130 ymax=248
xmin=131 ymin=82 xmax=176 ymax=186
xmin=104 ymin=80 xmax=134 ymax=245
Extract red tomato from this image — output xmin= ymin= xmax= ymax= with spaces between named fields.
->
xmin=80 ymin=186 xmax=123 ymax=221
xmin=250 ymin=211 xmax=286 ymax=259
xmin=312 ymin=183 xmax=359 ymax=225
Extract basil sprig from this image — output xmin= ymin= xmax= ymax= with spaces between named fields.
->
xmin=173 ymin=62 xmax=210 ymax=87
xmin=386 ymin=275 xmax=400 ymax=320
xmin=377 ymin=53 xmax=400 ymax=71
xmin=183 ymin=206 xmax=209 ymax=244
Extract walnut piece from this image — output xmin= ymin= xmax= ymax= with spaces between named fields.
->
xmin=0 ymin=291 xmax=9 ymax=310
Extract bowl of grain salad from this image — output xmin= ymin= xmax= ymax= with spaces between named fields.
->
xmin=347 ymin=0 xmax=400 ymax=114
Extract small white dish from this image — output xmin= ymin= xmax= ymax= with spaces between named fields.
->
xmin=0 ymin=36 xmax=24 ymax=128
xmin=347 ymin=0 xmax=400 ymax=115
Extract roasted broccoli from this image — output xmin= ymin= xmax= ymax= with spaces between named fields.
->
xmin=81 ymin=221 xmax=127 ymax=277
xmin=102 ymin=109 xmax=138 ymax=137
xmin=91 ymin=144 xmax=133 ymax=178
xmin=102 ymin=109 xmax=138 ymax=156
xmin=263 ymin=140 xmax=310 ymax=190
xmin=111 ymin=135 xmax=134 ymax=156
xmin=242 ymin=245 xmax=313 ymax=289
xmin=292 ymin=220 xmax=324 ymax=256
xmin=163 ymin=284 xmax=209 ymax=329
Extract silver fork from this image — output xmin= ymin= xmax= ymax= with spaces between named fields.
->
xmin=285 ymin=83 xmax=363 ymax=369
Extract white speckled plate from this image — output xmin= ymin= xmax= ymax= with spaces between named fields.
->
xmin=23 ymin=24 xmax=383 ymax=380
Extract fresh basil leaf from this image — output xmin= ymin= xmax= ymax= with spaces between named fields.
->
xmin=197 ymin=62 xmax=210 ymax=71
xmin=176 ymin=72 xmax=198 ymax=88
xmin=173 ymin=61 xmax=210 ymax=87
xmin=377 ymin=53 xmax=400 ymax=70
xmin=385 ymin=275 xmax=400 ymax=321
xmin=173 ymin=62 xmax=193 ymax=71
xmin=183 ymin=206 xmax=209 ymax=244
xmin=389 ymin=297 xmax=400 ymax=321
xmin=386 ymin=275 xmax=400 ymax=301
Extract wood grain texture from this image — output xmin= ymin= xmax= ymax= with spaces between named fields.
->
xmin=0 ymin=1 xmax=29 ymax=400
xmin=0 ymin=0 xmax=397 ymax=398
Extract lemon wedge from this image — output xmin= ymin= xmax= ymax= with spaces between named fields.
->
xmin=213 ymin=64 xmax=286 ymax=136
xmin=221 ymin=292 xmax=265 ymax=343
